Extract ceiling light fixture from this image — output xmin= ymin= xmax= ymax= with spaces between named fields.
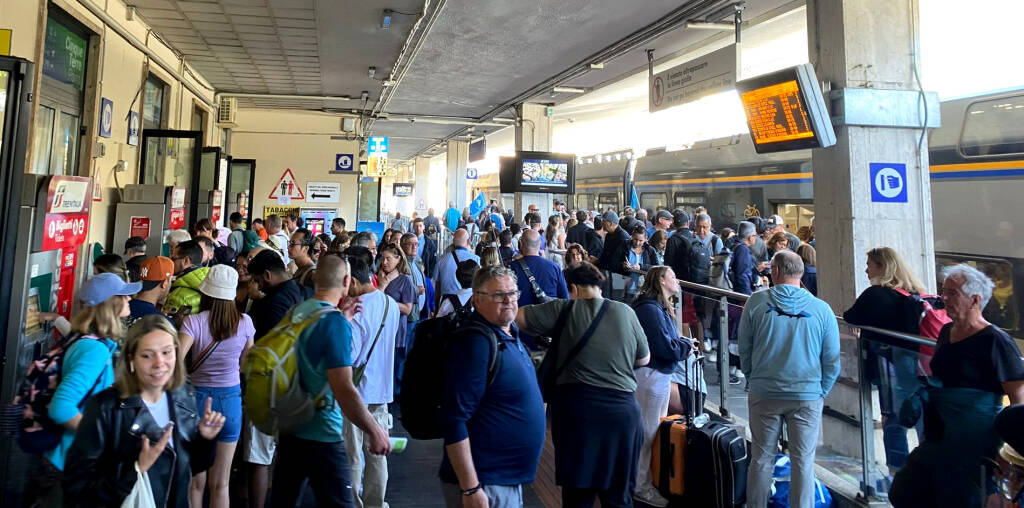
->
xmin=368 ymin=66 xmax=376 ymax=79
xmin=589 ymin=62 xmax=604 ymax=69
xmin=381 ymin=9 xmax=392 ymax=29
xmin=552 ymin=86 xmax=585 ymax=94
xmin=684 ymin=21 xmax=734 ymax=30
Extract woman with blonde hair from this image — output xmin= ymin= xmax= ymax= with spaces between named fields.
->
xmin=479 ymin=245 xmax=502 ymax=268
xmin=21 ymin=273 xmax=139 ymax=506
xmin=843 ymin=246 xmax=928 ymax=476
xmin=64 ymin=315 xmax=225 ymax=507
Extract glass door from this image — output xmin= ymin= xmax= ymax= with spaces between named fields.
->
xmin=226 ymin=159 xmax=255 ymax=226
xmin=139 ymin=129 xmax=202 ymax=229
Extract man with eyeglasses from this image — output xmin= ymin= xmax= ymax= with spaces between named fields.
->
xmin=400 ymin=233 xmax=428 ymax=321
xmin=413 ymin=218 xmax=438 ymax=278
xmin=289 ymin=228 xmax=317 ymax=297
xmin=439 ymin=266 xmax=545 ymax=508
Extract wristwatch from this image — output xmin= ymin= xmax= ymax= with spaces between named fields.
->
xmin=461 ymin=484 xmax=482 ymax=496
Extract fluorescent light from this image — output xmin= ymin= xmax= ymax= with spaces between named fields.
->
xmin=553 ymin=86 xmax=586 ymax=94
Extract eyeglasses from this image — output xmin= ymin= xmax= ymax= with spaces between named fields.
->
xmin=475 ymin=290 xmax=521 ymax=302
xmin=288 ymin=241 xmax=305 ymax=247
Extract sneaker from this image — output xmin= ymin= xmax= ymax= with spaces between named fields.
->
xmin=729 ymin=374 xmax=741 ymax=385
xmin=702 ymin=340 xmax=713 ymax=353
xmin=633 ymin=485 xmax=670 ymax=507
xmin=708 ymin=353 xmax=717 ymax=363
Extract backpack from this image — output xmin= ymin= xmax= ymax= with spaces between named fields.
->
xmin=400 ymin=305 xmax=503 ymax=440
xmin=0 ymin=333 xmax=111 ymax=453
xmin=708 ymin=243 xmax=735 ymax=290
xmin=893 ymin=288 xmax=952 ymax=376
xmin=243 ymin=306 xmax=337 ymax=436
xmin=687 ymin=235 xmax=720 ymax=285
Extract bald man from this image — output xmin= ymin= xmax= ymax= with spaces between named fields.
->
xmin=511 ymin=230 xmax=568 ymax=349
xmin=434 ymin=227 xmax=481 ymax=301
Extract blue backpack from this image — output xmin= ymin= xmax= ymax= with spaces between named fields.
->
xmin=768 ymin=454 xmax=833 ymax=508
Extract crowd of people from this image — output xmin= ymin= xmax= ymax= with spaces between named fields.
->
xmin=15 ymin=199 xmax=1024 ymax=508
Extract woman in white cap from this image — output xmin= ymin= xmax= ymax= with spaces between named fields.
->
xmin=22 ymin=272 xmax=139 ymax=507
xmin=178 ymin=264 xmax=255 ymax=508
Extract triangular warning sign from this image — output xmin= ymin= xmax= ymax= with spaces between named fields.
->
xmin=268 ymin=168 xmax=305 ymax=200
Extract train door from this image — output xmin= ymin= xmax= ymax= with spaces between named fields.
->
xmin=673 ymin=191 xmax=704 ymax=215
xmin=775 ymin=202 xmax=815 ymax=231
xmin=640 ymin=191 xmax=668 ymax=212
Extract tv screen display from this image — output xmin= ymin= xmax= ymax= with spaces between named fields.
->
xmin=514 ymin=151 xmax=575 ymax=194
xmin=393 ymin=183 xmax=413 ymax=197
xmin=735 ymin=63 xmax=836 ymax=154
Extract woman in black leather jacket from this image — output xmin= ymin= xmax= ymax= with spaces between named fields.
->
xmin=64 ymin=315 xmax=225 ymax=507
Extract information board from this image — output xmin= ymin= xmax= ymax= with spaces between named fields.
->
xmin=735 ymin=63 xmax=836 ymax=154
xmin=43 ymin=18 xmax=86 ymax=90
xmin=649 ymin=44 xmax=737 ymax=113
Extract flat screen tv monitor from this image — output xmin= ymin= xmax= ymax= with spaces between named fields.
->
xmin=513 ymin=151 xmax=576 ymax=194
xmin=735 ymin=63 xmax=836 ymax=154
xmin=393 ymin=183 xmax=412 ymax=197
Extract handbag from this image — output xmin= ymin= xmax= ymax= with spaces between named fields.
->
xmin=536 ymin=299 xmax=611 ymax=401
xmin=121 ymin=462 xmax=157 ymax=508
xmin=187 ymin=338 xmax=221 ymax=374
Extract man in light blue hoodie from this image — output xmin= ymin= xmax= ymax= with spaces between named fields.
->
xmin=738 ymin=250 xmax=840 ymax=508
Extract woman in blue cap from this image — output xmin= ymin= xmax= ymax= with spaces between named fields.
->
xmin=23 ymin=272 xmax=140 ymax=507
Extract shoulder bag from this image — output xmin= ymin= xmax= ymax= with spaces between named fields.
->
xmin=536 ymin=299 xmax=611 ymax=401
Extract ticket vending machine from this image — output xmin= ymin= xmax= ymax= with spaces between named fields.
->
xmin=3 ymin=174 xmax=94 ymax=417
xmin=113 ymin=185 xmax=187 ymax=258
xmin=301 ymin=208 xmax=338 ymax=237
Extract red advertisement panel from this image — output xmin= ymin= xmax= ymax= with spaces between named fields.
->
xmin=130 ymin=216 xmax=151 ymax=239
xmin=168 ymin=208 xmax=185 ymax=230
xmin=41 ymin=213 xmax=89 ymax=251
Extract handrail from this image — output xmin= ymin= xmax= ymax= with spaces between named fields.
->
xmin=676 ymin=278 xmax=938 ymax=348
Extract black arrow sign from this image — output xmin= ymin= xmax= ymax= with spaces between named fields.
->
xmin=311 ymin=193 xmax=332 ymax=199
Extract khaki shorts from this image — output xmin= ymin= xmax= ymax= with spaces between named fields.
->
xmin=242 ymin=420 xmax=277 ymax=465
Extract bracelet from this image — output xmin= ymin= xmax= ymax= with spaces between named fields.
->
xmin=461 ymin=484 xmax=482 ymax=496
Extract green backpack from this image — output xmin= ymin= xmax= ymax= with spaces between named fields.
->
xmin=243 ymin=306 xmax=336 ymax=436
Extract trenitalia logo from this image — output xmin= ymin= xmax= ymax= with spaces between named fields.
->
xmin=47 ymin=216 xmax=87 ymax=239
xmin=49 ymin=180 xmax=89 ymax=213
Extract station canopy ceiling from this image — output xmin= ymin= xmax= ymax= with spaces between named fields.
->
xmin=130 ymin=0 xmax=800 ymax=161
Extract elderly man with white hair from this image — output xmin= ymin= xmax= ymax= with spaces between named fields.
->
xmin=890 ymin=263 xmax=1024 ymax=508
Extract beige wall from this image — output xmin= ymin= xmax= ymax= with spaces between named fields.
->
xmin=230 ymin=109 xmax=361 ymax=224
xmin=3 ymin=0 xmax=220 ymax=253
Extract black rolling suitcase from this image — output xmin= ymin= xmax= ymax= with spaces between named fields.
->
xmin=683 ymin=359 xmax=749 ymax=507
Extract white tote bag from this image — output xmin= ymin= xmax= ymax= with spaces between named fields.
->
xmin=121 ymin=462 xmax=157 ymax=508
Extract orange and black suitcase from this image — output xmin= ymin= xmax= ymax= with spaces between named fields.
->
xmin=651 ymin=414 xmax=688 ymax=498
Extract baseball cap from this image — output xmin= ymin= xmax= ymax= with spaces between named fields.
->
xmin=655 ymin=210 xmax=673 ymax=221
xmin=766 ymin=214 xmax=784 ymax=227
xmin=138 ymin=256 xmax=174 ymax=291
xmin=78 ymin=272 xmax=142 ymax=307
xmin=602 ymin=210 xmax=619 ymax=224
xmin=199 ymin=264 xmax=238 ymax=300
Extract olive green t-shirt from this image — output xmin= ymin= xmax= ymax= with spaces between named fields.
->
xmin=522 ymin=298 xmax=649 ymax=392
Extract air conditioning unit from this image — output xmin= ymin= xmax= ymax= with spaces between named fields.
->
xmin=340 ymin=116 xmax=357 ymax=133
xmin=217 ymin=97 xmax=238 ymax=127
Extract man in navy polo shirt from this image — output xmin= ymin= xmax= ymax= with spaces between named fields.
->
xmin=510 ymin=230 xmax=569 ymax=348
xmin=440 ymin=266 xmax=545 ymax=508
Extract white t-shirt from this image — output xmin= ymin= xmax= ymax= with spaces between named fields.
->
xmin=143 ymin=393 xmax=173 ymax=446
xmin=349 ymin=290 xmax=400 ymax=404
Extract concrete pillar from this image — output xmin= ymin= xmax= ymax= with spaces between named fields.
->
xmin=808 ymin=0 xmax=937 ymax=312
xmin=514 ymin=103 xmax=554 ymax=224
xmin=413 ymin=156 xmax=431 ymax=219
xmin=446 ymin=141 xmax=469 ymax=214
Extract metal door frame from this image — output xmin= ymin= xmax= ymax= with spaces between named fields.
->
xmin=138 ymin=129 xmax=203 ymax=228
xmin=226 ymin=158 xmax=256 ymax=226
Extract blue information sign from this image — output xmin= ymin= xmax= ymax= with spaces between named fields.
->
xmin=869 ymin=163 xmax=908 ymax=203
xmin=335 ymin=153 xmax=354 ymax=171
xmin=466 ymin=167 xmax=478 ymax=180
xmin=368 ymin=136 xmax=389 ymax=156
xmin=99 ymin=98 xmax=113 ymax=138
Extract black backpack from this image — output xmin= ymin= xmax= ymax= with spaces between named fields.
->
xmin=400 ymin=302 xmax=503 ymax=440
xmin=687 ymin=235 xmax=720 ymax=285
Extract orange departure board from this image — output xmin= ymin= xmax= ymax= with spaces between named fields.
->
xmin=735 ymin=64 xmax=835 ymax=153
xmin=740 ymin=80 xmax=815 ymax=145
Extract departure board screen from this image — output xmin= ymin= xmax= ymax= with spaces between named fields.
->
xmin=740 ymin=80 xmax=815 ymax=144
xmin=735 ymin=64 xmax=836 ymax=153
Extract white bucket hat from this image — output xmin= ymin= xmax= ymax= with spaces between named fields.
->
xmin=198 ymin=264 xmax=238 ymax=300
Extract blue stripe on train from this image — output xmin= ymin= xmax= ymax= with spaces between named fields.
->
xmin=931 ymin=169 xmax=1024 ymax=179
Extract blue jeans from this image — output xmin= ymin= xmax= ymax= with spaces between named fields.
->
xmin=394 ymin=322 xmax=417 ymax=398
xmin=194 ymin=384 xmax=242 ymax=443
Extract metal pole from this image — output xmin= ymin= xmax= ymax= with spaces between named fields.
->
xmin=857 ymin=336 xmax=878 ymax=500
xmin=718 ymin=295 xmax=730 ymax=418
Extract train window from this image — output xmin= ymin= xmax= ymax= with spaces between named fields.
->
xmin=935 ymin=254 xmax=1020 ymax=337
xmin=674 ymin=192 xmax=704 ymax=211
xmin=598 ymin=193 xmax=618 ymax=210
xmin=960 ymin=95 xmax=1024 ymax=157
xmin=640 ymin=192 xmax=667 ymax=212
xmin=576 ymin=193 xmax=592 ymax=210
xmin=775 ymin=203 xmax=815 ymax=232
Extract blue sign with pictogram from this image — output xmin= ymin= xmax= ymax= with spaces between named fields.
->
xmin=99 ymin=98 xmax=113 ymax=138
xmin=869 ymin=163 xmax=908 ymax=203
xmin=466 ymin=168 xmax=478 ymax=180
xmin=335 ymin=153 xmax=354 ymax=171
xmin=368 ymin=136 xmax=389 ymax=156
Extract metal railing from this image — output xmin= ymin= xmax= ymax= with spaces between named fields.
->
xmin=672 ymin=278 xmax=939 ymax=502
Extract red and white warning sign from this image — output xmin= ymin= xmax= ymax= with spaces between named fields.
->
xmin=268 ymin=168 xmax=304 ymax=200
xmin=130 ymin=216 xmax=151 ymax=239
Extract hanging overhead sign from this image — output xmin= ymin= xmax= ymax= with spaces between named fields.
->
xmin=368 ymin=136 xmax=389 ymax=156
xmin=268 ymin=168 xmax=304 ymax=200
xmin=649 ymin=43 xmax=738 ymax=113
